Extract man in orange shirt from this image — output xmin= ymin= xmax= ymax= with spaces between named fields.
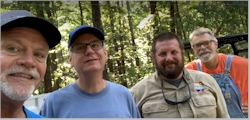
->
xmin=185 ymin=27 xmax=248 ymax=118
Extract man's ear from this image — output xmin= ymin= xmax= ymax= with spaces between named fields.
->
xmin=215 ymin=41 xmax=218 ymax=49
xmin=68 ymin=55 xmax=73 ymax=67
xmin=103 ymin=49 xmax=108 ymax=61
xmin=151 ymin=52 xmax=155 ymax=64
xmin=104 ymin=49 xmax=108 ymax=56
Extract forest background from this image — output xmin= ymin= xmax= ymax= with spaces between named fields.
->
xmin=1 ymin=1 xmax=248 ymax=95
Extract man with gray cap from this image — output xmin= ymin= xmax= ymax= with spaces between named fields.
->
xmin=1 ymin=10 xmax=61 ymax=118
xmin=39 ymin=25 xmax=141 ymax=118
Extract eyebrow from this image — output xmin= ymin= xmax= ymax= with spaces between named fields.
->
xmin=5 ymin=37 xmax=49 ymax=51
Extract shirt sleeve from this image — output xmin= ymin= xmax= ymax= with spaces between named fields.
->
xmin=129 ymin=88 xmax=142 ymax=118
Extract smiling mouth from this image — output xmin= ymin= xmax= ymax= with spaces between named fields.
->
xmin=9 ymin=73 xmax=33 ymax=79
xmin=86 ymin=59 xmax=97 ymax=63
xmin=200 ymin=52 xmax=210 ymax=56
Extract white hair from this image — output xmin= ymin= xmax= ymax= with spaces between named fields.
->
xmin=189 ymin=27 xmax=218 ymax=46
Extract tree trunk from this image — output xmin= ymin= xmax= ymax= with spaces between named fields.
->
xmin=116 ymin=1 xmax=123 ymax=75
xmin=126 ymin=1 xmax=140 ymax=78
xmin=44 ymin=54 xmax=53 ymax=93
xmin=203 ymin=1 xmax=206 ymax=24
xmin=246 ymin=13 xmax=248 ymax=27
xmin=149 ymin=1 xmax=158 ymax=35
xmin=53 ymin=50 xmax=63 ymax=90
xmin=34 ymin=3 xmax=53 ymax=93
xmin=78 ymin=1 xmax=84 ymax=25
xmin=214 ymin=21 xmax=224 ymax=36
xmin=116 ymin=1 xmax=127 ymax=87
xmin=106 ymin=1 xmax=114 ymax=73
xmin=169 ymin=1 xmax=175 ymax=33
xmin=91 ymin=1 xmax=109 ymax=80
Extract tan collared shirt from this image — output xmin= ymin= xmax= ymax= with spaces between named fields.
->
xmin=130 ymin=68 xmax=230 ymax=118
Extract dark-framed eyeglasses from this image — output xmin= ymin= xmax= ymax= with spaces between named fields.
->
xmin=161 ymin=77 xmax=191 ymax=105
xmin=192 ymin=40 xmax=215 ymax=50
xmin=70 ymin=40 xmax=104 ymax=53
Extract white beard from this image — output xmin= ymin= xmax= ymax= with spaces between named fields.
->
xmin=197 ymin=49 xmax=216 ymax=62
xmin=1 ymin=79 xmax=35 ymax=101
xmin=0 ymin=66 xmax=39 ymax=101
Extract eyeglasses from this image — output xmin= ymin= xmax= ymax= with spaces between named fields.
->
xmin=161 ymin=77 xmax=191 ymax=105
xmin=70 ymin=40 xmax=103 ymax=53
xmin=192 ymin=40 xmax=215 ymax=50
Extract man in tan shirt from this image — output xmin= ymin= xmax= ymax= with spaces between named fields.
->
xmin=130 ymin=32 xmax=229 ymax=118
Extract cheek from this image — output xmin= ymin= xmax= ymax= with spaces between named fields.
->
xmin=155 ymin=57 xmax=165 ymax=64
xmin=175 ymin=55 xmax=182 ymax=61
xmin=211 ymin=45 xmax=217 ymax=51
xmin=0 ymin=55 xmax=14 ymax=74
xmin=37 ymin=64 xmax=47 ymax=78
xmin=194 ymin=50 xmax=199 ymax=55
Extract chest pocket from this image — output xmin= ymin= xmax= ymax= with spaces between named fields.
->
xmin=192 ymin=94 xmax=217 ymax=118
xmin=141 ymin=102 xmax=168 ymax=118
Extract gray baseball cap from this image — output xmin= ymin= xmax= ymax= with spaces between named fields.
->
xmin=1 ymin=10 xmax=61 ymax=49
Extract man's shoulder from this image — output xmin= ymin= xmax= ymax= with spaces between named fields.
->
xmin=218 ymin=53 xmax=248 ymax=64
xmin=187 ymin=69 xmax=210 ymax=75
xmin=185 ymin=60 xmax=199 ymax=69
xmin=45 ymin=82 xmax=75 ymax=99
xmin=24 ymin=106 xmax=44 ymax=118
xmin=107 ymin=80 xmax=126 ymax=89
xmin=186 ymin=69 xmax=216 ymax=85
xmin=106 ymin=81 xmax=135 ymax=98
xmin=130 ymin=72 xmax=157 ymax=91
xmin=107 ymin=80 xmax=131 ymax=92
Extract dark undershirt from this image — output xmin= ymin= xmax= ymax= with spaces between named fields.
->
xmin=164 ymin=77 xmax=183 ymax=88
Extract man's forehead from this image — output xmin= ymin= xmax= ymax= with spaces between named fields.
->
xmin=156 ymin=39 xmax=179 ymax=45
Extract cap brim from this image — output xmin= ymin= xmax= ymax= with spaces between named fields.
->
xmin=1 ymin=17 xmax=61 ymax=49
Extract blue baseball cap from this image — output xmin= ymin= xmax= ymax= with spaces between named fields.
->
xmin=1 ymin=10 xmax=61 ymax=49
xmin=68 ymin=25 xmax=105 ymax=47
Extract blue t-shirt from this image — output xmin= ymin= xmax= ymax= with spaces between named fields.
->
xmin=40 ymin=80 xmax=141 ymax=118
xmin=24 ymin=106 xmax=43 ymax=118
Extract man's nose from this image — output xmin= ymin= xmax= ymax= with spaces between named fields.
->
xmin=165 ymin=54 xmax=174 ymax=61
xmin=16 ymin=52 xmax=36 ymax=68
xmin=85 ymin=45 xmax=94 ymax=54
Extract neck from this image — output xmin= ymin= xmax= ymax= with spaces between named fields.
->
xmin=76 ymin=72 xmax=106 ymax=93
xmin=1 ymin=92 xmax=26 ymax=118
xmin=202 ymin=54 xmax=218 ymax=70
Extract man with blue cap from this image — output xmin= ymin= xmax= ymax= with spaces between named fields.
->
xmin=40 ymin=25 xmax=141 ymax=118
xmin=1 ymin=10 xmax=61 ymax=118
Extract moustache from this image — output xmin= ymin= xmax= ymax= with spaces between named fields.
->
xmin=164 ymin=61 xmax=177 ymax=66
xmin=3 ymin=66 xmax=40 ymax=79
xmin=198 ymin=49 xmax=212 ymax=55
